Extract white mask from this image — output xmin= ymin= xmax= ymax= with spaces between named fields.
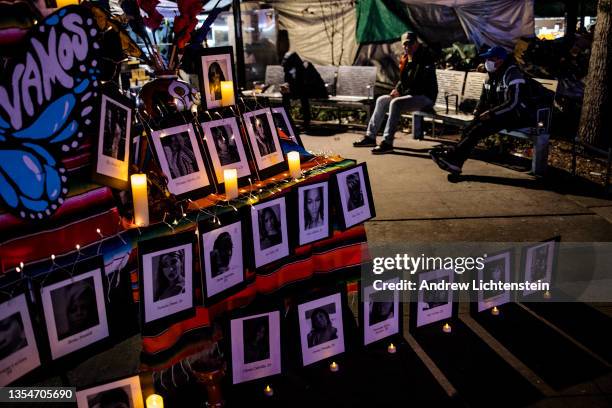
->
xmin=484 ymin=60 xmax=497 ymax=73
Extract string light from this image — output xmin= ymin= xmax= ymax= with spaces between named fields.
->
xmin=76 ymin=244 xmax=81 ymax=251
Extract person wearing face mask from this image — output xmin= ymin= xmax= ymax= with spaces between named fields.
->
xmin=354 ymin=30 xmax=438 ymax=154
xmin=431 ymin=46 xmax=536 ymax=175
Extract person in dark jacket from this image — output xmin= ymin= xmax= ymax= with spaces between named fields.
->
xmin=354 ymin=31 xmax=438 ymax=154
xmin=431 ymin=46 xmax=536 ymax=175
xmin=280 ymin=52 xmax=328 ymax=129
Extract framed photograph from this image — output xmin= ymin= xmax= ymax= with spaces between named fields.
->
xmin=199 ymin=211 xmax=247 ymax=305
xmin=243 ymin=108 xmax=287 ymax=179
xmin=271 ymin=106 xmax=302 ymax=146
xmin=76 ymin=375 xmax=144 ymax=408
xmin=473 ymin=250 xmax=513 ymax=313
xmin=250 ymin=196 xmax=290 ymax=269
xmin=94 ymin=90 xmax=134 ymax=190
xmin=150 ymin=123 xmax=215 ymax=199
xmin=229 ymin=310 xmax=282 ymax=384
xmin=360 ymin=277 xmax=401 ymax=346
xmin=296 ymin=181 xmax=331 ymax=246
xmin=201 ymin=117 xmax=251 ymax=187
xmin=297 ymin=292 xmax=345 ymax=366
xmin=138 ymin=231 xmax=196 ymax=327
xmin=334 ymin=163 xmax=376 ymax=229
xmin=522 ymin=237 xmax=559 ymax=296
xmin=0 ymin=293 xmax=41 ymax=386
xmin=412 ymin=268 xmax=455 ymax=330
xmin=197 ymin=46 xmax=236 ymax=110
xmin=39 ymin=256 xmax=110 ymax=360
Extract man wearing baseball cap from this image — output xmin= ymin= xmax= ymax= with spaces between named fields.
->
xmin=431 ymin=45 xmax=535 ymax=175
xmin=354 ymin=30 xmax=438 ymax=154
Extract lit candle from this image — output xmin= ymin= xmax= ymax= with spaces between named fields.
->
xmin=387 ymin=343 xmax=397 ymax=354
xmin=491 ymin=306 xmax=500 ymax=316
xmin=131 ymin=174 xmax=149 ymax=227
xmin=264 ymin=385 xmax=274 ymax=397
xmin=443 ymin=323 xmax=452 ymax=333
xmin=329 ymin=361 xmax=339 ymax=372
xmin=287 ymin=151 xmax=301 ymax=179
xmin=54 ymin=0 xmax=80 ymax=7
xmin=543 ymin=290 xmax=552 ymax=299
xmin=220 ymin=81 xmax=234 ymax=107
xmin=146 ymin=394 xmax=163 ymax=408
xmin=224 ymin=168 xmax=238 ymax=199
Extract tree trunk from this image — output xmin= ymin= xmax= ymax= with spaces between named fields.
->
xmin=578 ymin=0 xmax=612 ymax=149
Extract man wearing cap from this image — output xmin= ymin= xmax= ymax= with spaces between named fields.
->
xmin=353 ymin=31 xmax=437 ymax=154
xmin=431 ymin=46 xmax=534 ymax=174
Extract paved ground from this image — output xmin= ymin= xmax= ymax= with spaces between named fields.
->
xmin=303 ymin=129 xmax=612 ymax=407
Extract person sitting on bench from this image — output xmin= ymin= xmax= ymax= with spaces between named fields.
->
xmin=431 ymin=46 xmax=539 ymax=175
xmin=353 ymin=30 xmax=437 ymax=154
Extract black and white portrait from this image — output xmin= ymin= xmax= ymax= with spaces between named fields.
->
xmin=200 ymin=50 xmax=234 ymax=109
xmin=76 ymin=376 xmax=144 ymax=408
xmin=416 ymin=269 xmax=454 ymax=328
xmin=297 ymin=182 xmax=330 ymax=245
xmin=362 ymin=278 xmax=400 ymax=345
xmin=95 ymin=94 xmax=132 ymax=188
xmin=258 ymin=204 xmax=282 ymax=250
xmin=271 ymin=106 xmax=299 ymax=145
xmin=230 ymin=311 xmax=281 ymax=384
xmin=298 ymin=293 xmax=345 ymax=366
xmin=41 ymin=264 xmax=109 ymax=360
xmin=477 ymin=251 xmax=511 ymax=312
xmin=201 ymin=220 xmax=244 ymax=301
xmin=151 ymin=123 xmax=211 ymax=197
xmin=243 ymin=109 xmax=284 ymax=173
xmin=202 ymin=118 xmax=250 ymax=185
xmin=0 ymin=294 xmax=40 ymax=386
xmin=161 ymin=131 xmax=199 ymax=178
xmin=152 ymin=250 xmax=186 ymax=302
xmin=523 ymin=241 xmax=555 ymax=296
xmin=50 ymin=278 xmax=100 ymax=341
xmin=335 ymin=165 xmax=374 ymax=229
xmin=140 ymin=237 xmax=194 ymax=325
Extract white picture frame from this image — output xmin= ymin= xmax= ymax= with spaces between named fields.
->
xmin=230 ymin=311 xmax=282 ymax=384
xmin=363 ymin=277 xmax=400 ymax=345
xmin=76 ymin=375 xmax=144 ymax=408
xmin=416 ymin=269 xmax=454 ymax=328
xmin=201 ymin=117 xmax=250 ymax=184
xmin=477 ymin=251 xmax=512 ymax=312
xmin=243 ymin=108 xmax=284 ymax=173
xmin=271 ymin=106 xmax=299 ymax=145
xmin=297 ymin=182 xmax=330 ymax=246
xmin=96 ymin=93 xmax=132 ymax=187
xmin=0 ymin=294 xmax=41 ymax=386
xmin=250 ymin=197 xmax=290 ymax=268
xmin=523 ymin=240 xmax=555 ymax=296
xmin=200 ymin=52 xmax=234 ymax=109
xmin=297 ymin=293 xmax=345 ymax=367
xmin=201 ymin=220 xmax=244 ymax=300
xmin=336 ymin=165 xmax=374 ymax=229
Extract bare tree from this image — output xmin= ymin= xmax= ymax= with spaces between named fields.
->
xmin=316 ymin=0 xmax=354 ymax=65
xmin=578 ymin=0 xmax=611 ymax=148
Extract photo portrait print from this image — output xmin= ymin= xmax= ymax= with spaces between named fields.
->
xmin=150 ymin=123 xmax=213 ymax=198
xmin=477 ymin=251 xmax=512 ymax=312
xmin=139 ymin=233 xmax=195 ymax=325
xmin=362 ymin=278 xmax=400 ymax=345
xmin=523 ymin=239 xmax=556 ymax=296
xmin=199 ymin=47 xmax=235 ymax=109
xmin=200 ymin=218 xmax=245 ymax=303
xmin=297 ymin=182 xmax=330 ymax=246
xmin=243 ymin=108 xmax=285 ymax=176
xmin=298 ymin=293 xmax=345 ymax=366
xmin=76 ymin=375 xmax=144 ymax=408
xmin=201 ymin=117 xmax=250 ymax=184
xmin=416 ymin=268 xmax=454 ymax=328
xmin=230 ymin=311 xmax=281 ymax=384
xmin=94 ymin=92 xmax=133 ymax=189
xmin=335 ymin=164 xmax=375 ymax=229
xmin=0 ymin=294 xmax=40 ymax=386
xmin=250 ymin=197 xmax=289 ymax=268
xmin=40 ymin=259 xmax=109 ymax=360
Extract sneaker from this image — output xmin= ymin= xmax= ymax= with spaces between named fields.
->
xmin=430 ymin=151 xmax=462 ymax=174
xmin=372 ymin=142 xmax=394 ymax=155
xmin=353 ymin=137 xmax=377 ymax=147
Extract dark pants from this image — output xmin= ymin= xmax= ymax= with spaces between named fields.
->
xmin=451 ymin=110 xmax=530 ymax=164
xmin=283 ymin=94 xmax=311 ymax=127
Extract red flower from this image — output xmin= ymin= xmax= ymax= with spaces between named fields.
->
xmin=174 ymin=0 xmax=203 ymax=49
xmin=138 ymin=0 xmax=163 ymax=30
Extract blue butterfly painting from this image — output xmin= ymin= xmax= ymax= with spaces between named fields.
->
xmin=0 ymin=6 xmax=101 ymax=220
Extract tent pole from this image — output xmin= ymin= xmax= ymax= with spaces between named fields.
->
xmin=232 ymin=0 xmax=246 ymax=90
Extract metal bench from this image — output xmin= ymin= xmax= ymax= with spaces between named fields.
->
xmin=412 ymin=70 xmax=558 ymax=176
